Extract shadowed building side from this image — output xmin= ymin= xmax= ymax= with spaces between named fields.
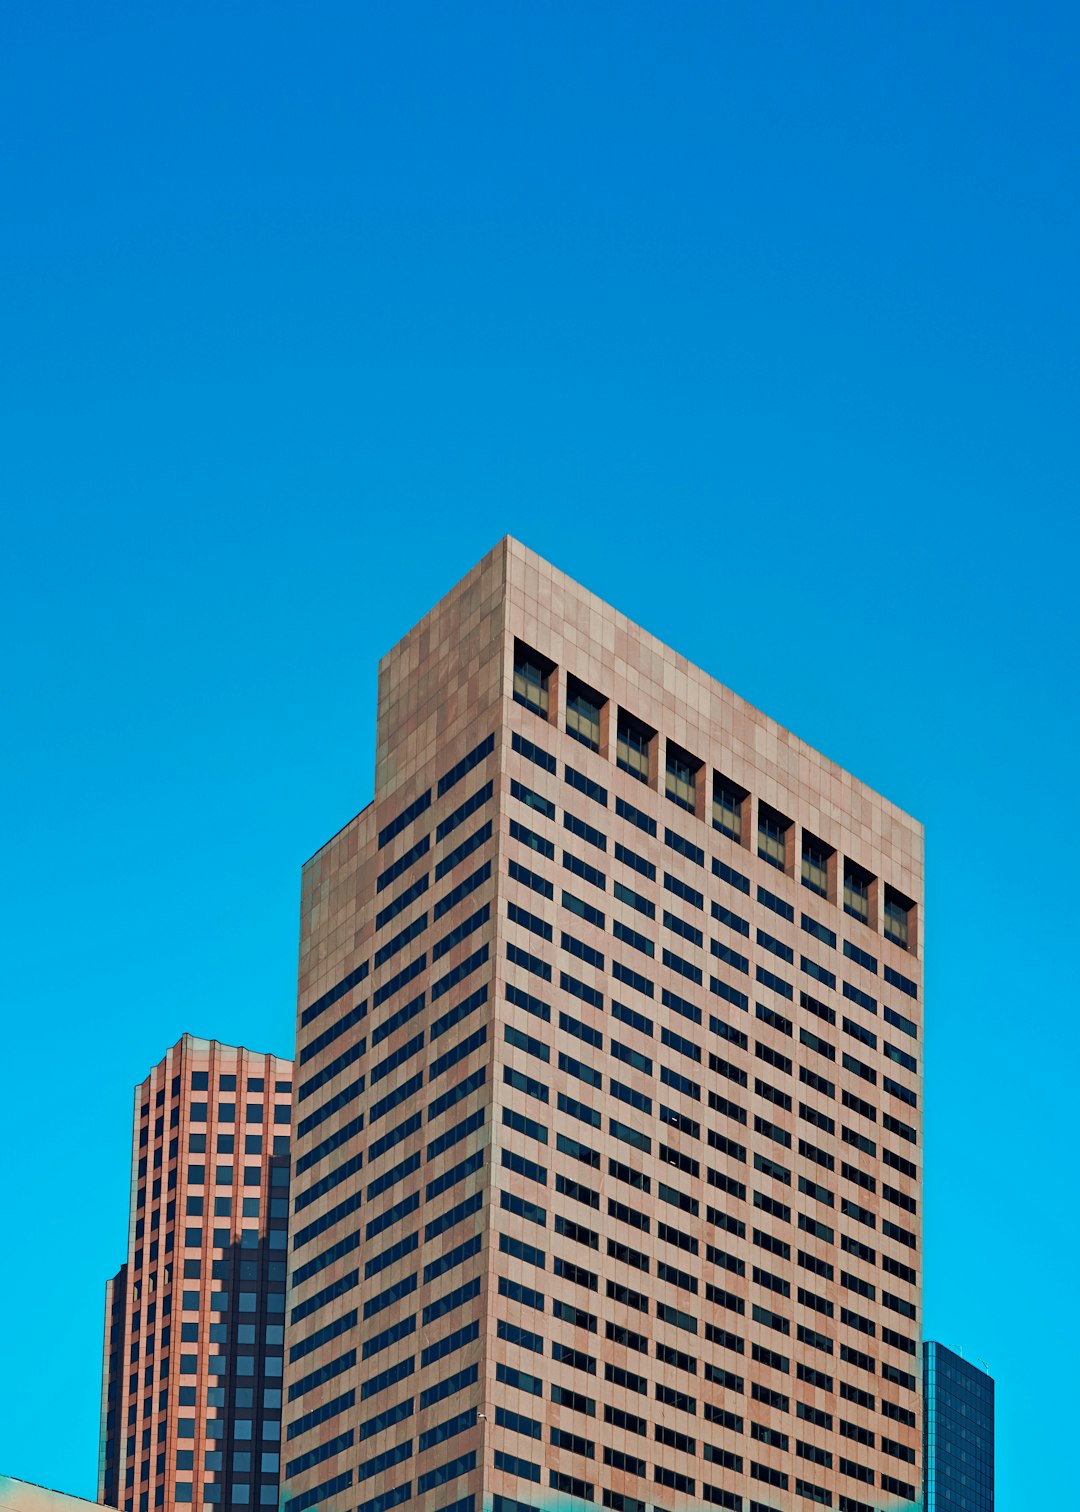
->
xmin=100 ymin=1264 xmax=128 ymax=1506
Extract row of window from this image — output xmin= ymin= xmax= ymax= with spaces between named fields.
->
xmin=502 ymin=868 xmax=919 ymax=1124
xmin=285 ymin=749 xmax=919 ymax=1493
xmin=181 ymin=1103 xmax=293 ymax=1126
xmin=291 ymin=883 xmax=907 ymax=1330
xmin=497 ymin=1489 xmax=900 ymax=1512
xmin=169 ymin=1486 xmax=279 ymax=1507
xmin=502 ymin=762 xmax=919 ymax=1010
xmin=129 ymin=1194 xmax=288 ymax=1288
xmin=290 ymin=734 xmax=496 ymax=1076
xmin=490 ymin=1337 xmax=920 ymax=1504
xmin=140 ymin=1108 xmax=291 ymax=1155
xmin=495 ymin=1089 xmax=917 ymax=1293
xmin=493 ymin=1179 xmax=918 ymax=1370
xmin=505 ymin=851 xmax=919 ymax=1080
xmin=513 ymin=643 xmax=917 ymax=951
xmin=507 ymin=739 xmax=919 ymax=999
xmin=498 ymin=969 xmax=917 ymax=1204
xmin=140 ymin=1072 xmax=290 ymax=1110
xmin=492 ymin=1291 xmax=919 ymax=1436
xmin=137 ymin=1140 xmax=288 ymax=1211
xmin=279 ymin=1052 xmax=919 ymax=1487
xmin=492 ymin=1418 xmax=908 ymax=1496
xmin=281 ymin=1262 xmax=916 ymax=1512
xmin=290 ymin=796 xmax=501 ymax=1253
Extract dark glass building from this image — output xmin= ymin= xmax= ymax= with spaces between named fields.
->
xmin=924 ymin=1340 xmax=994 ymax=1512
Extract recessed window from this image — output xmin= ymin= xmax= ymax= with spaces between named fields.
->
xmin=713 ymin=774 xmax=747 ymax=843
xmin=665 ymin=744 xmax=700 ymax=814
xmin=758 ymin=804 xmax=791 ymax=872
xmin=566 ymin=676 xmax=604 ymax=752
xmin=617 ymin=710 xmax=654 ymax=785
xmin=513 ymin=640 xmax=554 ymax=718
xmin=843 ymin=861 xmax=873 ymax=924
xmin=801 ymin=835 xmax=833 ymax=898
xmin=883 ymin=887 xmax=913 ymax=950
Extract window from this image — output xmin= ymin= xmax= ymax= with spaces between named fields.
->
xmin=665 ymin=744 xmax=700 ymax=815
xmin=801 ymin=835 xmax=832 ymax=898
xmin=566 ymin=677 xmax=604 ymax=752
xmin=713 ymin=775 xmax=747 ymax=843
xmin=513 ymin=641 xmax=553 ymax=718
xmin=758 ymin=805 xmax=791 ymax=872
xmin=883 ymin=887 xmax=913 ymax=950
xmin=616 ymin=711 xmax=653 ymax=785
xmin=843 ymin=861 xmax=873 ymax=924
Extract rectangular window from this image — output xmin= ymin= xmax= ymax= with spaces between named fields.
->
xmin=512 ymin=730 xmax=557 ymax=775
xmin=435 ymin=822 xmax=492 ymax=881
xmin=378 ymin=789 xmax=432 ymax=850
xmin=801 ymin=913 xmax=836 ymax=949
xmin=665 ymin=828 xmax=704 ymax=867
xmin=758 ymin=805 xmax=791 ymax=872
xmin=614 ymin=841 xmax=654 ymax=883
xmin=566 ymin=766 xmax=607 ymax=809
xmin=438 ymin=731 xmax=494 ymax=798
xmin=565 ymin=813 xmax=607 ymax=852
xmin=801 ymin=835 xmax=832 ymax=898
xmin=615 ymin=880 xmax=654 ymax=919
xmin=884 ymin=887 xmax=913 ymax=950
xmin=615 ymin=795 xmax=656 ymax=837
xmin=844 ymin=861 xmax=873 ymax=924
xmin=510 ymin=780 xmax=554 ymax=824
xmin=665 ymin=744 xmax=700 ymax=814
xmin=884 ymin=1004 xmax=917 ymax=1039
xmin=884 ymin=964 xmax=918 ymax=999
xmin=513 ymin=641 xmax=553 ymax=718
xmin=844 ymin=939 xmax=878 ymax=975
xmin=616 ymin=711 xmax=653 ymax=784
xmin=713 ymin=774 xmax=746 ymax=843
xmin=566 ymin=676 xmax=604 ymax=752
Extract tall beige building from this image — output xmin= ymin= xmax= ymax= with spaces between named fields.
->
xmin=282 ymin=538 xmax=923 ymax=1512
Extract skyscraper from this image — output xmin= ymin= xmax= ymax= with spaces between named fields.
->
xmin=100 ymin=1036 xmax=293 ymax=1512
xmin=923 ymin=1343 xmax=993 ymax=1512
xmin=282 ymin=537 xmax=924 ymax=1512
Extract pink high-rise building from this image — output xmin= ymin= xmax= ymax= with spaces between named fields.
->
xmin=282 ymin=539 xmax=923 ymax=1512
xmin=100 ymin=1036 xmax=293 ymax=1512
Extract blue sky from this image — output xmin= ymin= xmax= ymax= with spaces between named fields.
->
xmin=1 ymin=4 xmax=1076 ymax=1506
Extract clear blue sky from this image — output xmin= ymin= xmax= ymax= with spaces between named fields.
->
xmin=1 ymin=4 xmax=1075 ymax=1507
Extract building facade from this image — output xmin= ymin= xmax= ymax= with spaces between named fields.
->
xmin=1 ymin=1478 xmax=109 ymax=1512
xmin=282 ymin=537 xmax=924 ymax=1512
xmin=923 ymin=1343 xmax=993 ymax=1512
xmin=99 ymin=1036 xmax=293 ymax=1512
